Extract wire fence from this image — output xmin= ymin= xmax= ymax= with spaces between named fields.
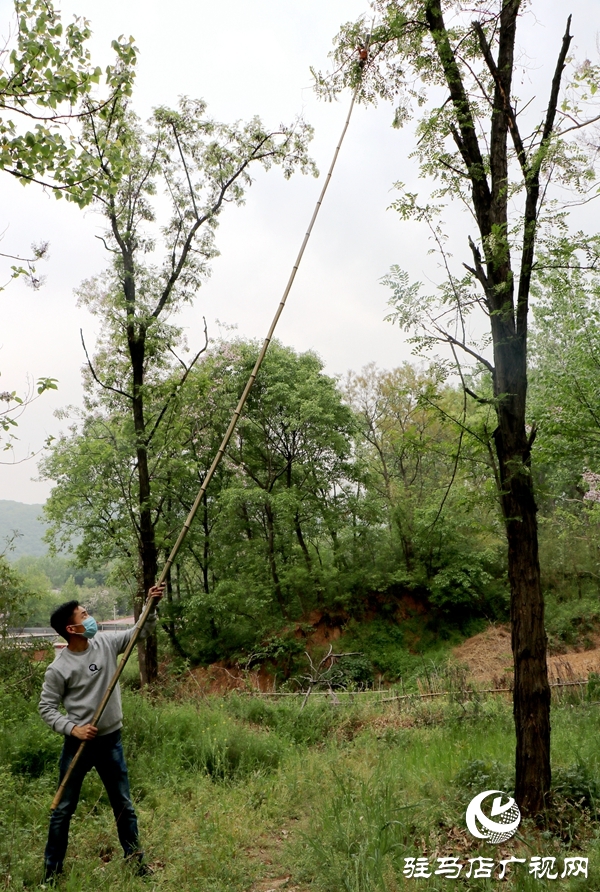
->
xmin=237 ymin=679 xmax=588 ymax=701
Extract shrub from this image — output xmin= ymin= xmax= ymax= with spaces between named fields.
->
xmin=5 ymin=718 xmax=62 ymax=778
xmin=453 ymin=759 xmax=514 ymax=797
xmin=553 ymin=762 xmax=600 ymax=811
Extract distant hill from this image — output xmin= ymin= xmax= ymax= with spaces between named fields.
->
xmin=0 ymin=500 xmax=47 ymax=557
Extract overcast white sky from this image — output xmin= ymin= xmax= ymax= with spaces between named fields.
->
xmin=1 ymin=0 xmax=599 ymax=503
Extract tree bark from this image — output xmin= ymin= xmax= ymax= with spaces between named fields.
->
xmin=294 ymin=511 xmax=323 ymax=608
xmin=116 ymin=222 xmax=159 ymax=686
xmin=166 ymin=562 xmax=176 ymax=641
xmin=494 ymin=346 xmax=550 ymax=814
xmin=202 ymin=491 xmax=210 ymax=594
xmin=264 ymin=501 xmax=288 ymax=618
xmin=423 ymin=0 xmax=561 ymax=814
xmin=129 ymin=335 xmax=159 ymax=685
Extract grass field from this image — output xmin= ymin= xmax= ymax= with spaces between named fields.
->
xmin=1 ymin=652 xmax=599 ymax=891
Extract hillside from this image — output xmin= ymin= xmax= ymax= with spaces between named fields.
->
xmin=0 ymin=500 xmax=47 ymax=557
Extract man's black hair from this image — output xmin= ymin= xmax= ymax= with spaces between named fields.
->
xmin=50 ymin=600 xmax=80 ymax=641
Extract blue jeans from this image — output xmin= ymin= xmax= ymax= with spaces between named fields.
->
xmin=44 ymin=729 xmax=141 ymax=873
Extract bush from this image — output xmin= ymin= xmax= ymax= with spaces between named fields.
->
xmin=336 ymin=654 xmax=374 ymax=688
xmin=0 ymin=645 xmax=47 ymax=702
xmin=587 ymin=672 xmax=600 ymax=702
xmin=553 ymin=762 xmax=600 ymax=811
xmin=0 ymin=644 xmax=58 ymax=778
xmin=453 ymin=759 xmax=514 ymax=797
xmin=4 ymin=718 xmax=62 ymax=778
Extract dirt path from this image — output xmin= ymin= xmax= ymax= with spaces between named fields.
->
xmin=452 ymin=624 xmax=600 ymax=685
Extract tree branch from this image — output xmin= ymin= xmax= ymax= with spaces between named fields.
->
xmin=465 ymin=236 xmax=489 ymax=291
xmin=465 ymin=387 xmax=493 ymax=405
xmin=540 ymin=16 xmax=573 ymax=147
xmin=433 ymin=325 xmax=495 ymax=375
xmin=425 ymin=0 xmax=492 ymax=236
xmin=80 ymin=329 xmax=133 ymax=401
xmin=516 ymin=15 xmax=572 ymax=336
xmin=150 ymin=133 xmax=275 ymax=320
xmin=171 ymin=122 xmax=200 ymax=221
xmin=472 ymin=17 xmax=529 ymax=177
xmin=145 ymin=317 xmax=209 ymax=448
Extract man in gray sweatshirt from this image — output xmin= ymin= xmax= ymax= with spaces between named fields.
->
xmin=39 ymin=585 xmax=164 ymax=883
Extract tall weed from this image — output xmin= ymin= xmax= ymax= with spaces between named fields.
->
xmin=224 ymin=693 xmax=345 ymax=745
xmin=302 ymin=769 xmax=419 ymax=892
xmin=122 ymin=693 xmax=284 ymax=783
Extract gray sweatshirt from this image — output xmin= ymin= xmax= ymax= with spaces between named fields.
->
xmin=39 ymin=612 xmax=157 ymax=737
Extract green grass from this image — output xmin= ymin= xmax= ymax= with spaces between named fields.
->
xmin=2 ymin=655 xmax=600 ymax=891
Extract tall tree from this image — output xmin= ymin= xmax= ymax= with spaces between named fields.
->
xmin=317 ymin=1 xmax=600 ymax=813
xmin=345 ymin=362 xmax=504 ymax=613
xmin=42 ymin=339 xmax=358 ymax=663
xmin=60 ymin=105 xmax=314 ymax=683
xmin=221 ymin=340 xmax=356 ymax=619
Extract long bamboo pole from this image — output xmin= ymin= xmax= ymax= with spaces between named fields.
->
xmin=50 ymin=87 xmax=358 ymax=811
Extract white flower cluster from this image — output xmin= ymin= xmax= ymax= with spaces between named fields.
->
xmin=583 ymin=470 xmax=600 ymax=502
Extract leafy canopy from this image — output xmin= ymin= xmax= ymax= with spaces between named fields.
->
xmin=0 ymin=0 xmax=137 ymax=204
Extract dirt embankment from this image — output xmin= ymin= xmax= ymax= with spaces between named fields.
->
xmin=452 ymin=624 xmax=600 ymax=685
xmin=175 ymin=614 xmax=600 ymax=696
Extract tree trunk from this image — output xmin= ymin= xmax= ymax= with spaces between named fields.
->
xmin=264 ymin=501 xmax=288 ymax=618
xmin=202 ymin=491 xmax=210 ymax=594
xmin=136 ymin=438 xmax=158 ymax=685
xmin=422 ymin=0 xmax=559 ymax=814
xmin=505 ymin=465 xmax=551 ymax=814
xmin=494 ymin=345 xmax=550 ymax=814
xmin=115 ymin=228 xmax=160 ymax=687
xmin=129 ymin=322 xmax=159 ymax=685
xmin=166 ymin=563 xmax=176 ymax=641
xmin=294 ymin=511 xmax=320 ymax=609
xmin=134 ymin=576 xmax=151 ymax=687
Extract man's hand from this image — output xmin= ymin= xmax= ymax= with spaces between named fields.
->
xmin=71 ymin=724 xmax=98 ymax=741
xmin=148 ymin=582 xmax=166 ymax=603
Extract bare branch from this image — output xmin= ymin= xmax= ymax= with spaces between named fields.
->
xmin=171 ymin=122 xmax=200 ymax=221
xmin=433 ymin=325 xmax=495 ymax=375
xmin=426 ymin=340 xmax=467 ymax=531
xmin=516 ymin=15 xmax=572 ymax=336
xmin=94 ymin=234 xmax=119 ymax=254
xmin=540 ymin=16 xmax=573 ymax=147
xmin=438 ymin=157 xmax=471 ymax=180
xmin=80 ymin=329 xmax=133 ymax=401
xmin=556 ymin=111 xmax=600 ymax=136
xmin=465 ymin=386 xmax=493 ymax=405
xmin=145 ymin=317 xmax=209 ymax=448
xmin=472 ymin=19 xmax=529 ymax=176
xmin=465 ymin=236 xmax=489 ymax=291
